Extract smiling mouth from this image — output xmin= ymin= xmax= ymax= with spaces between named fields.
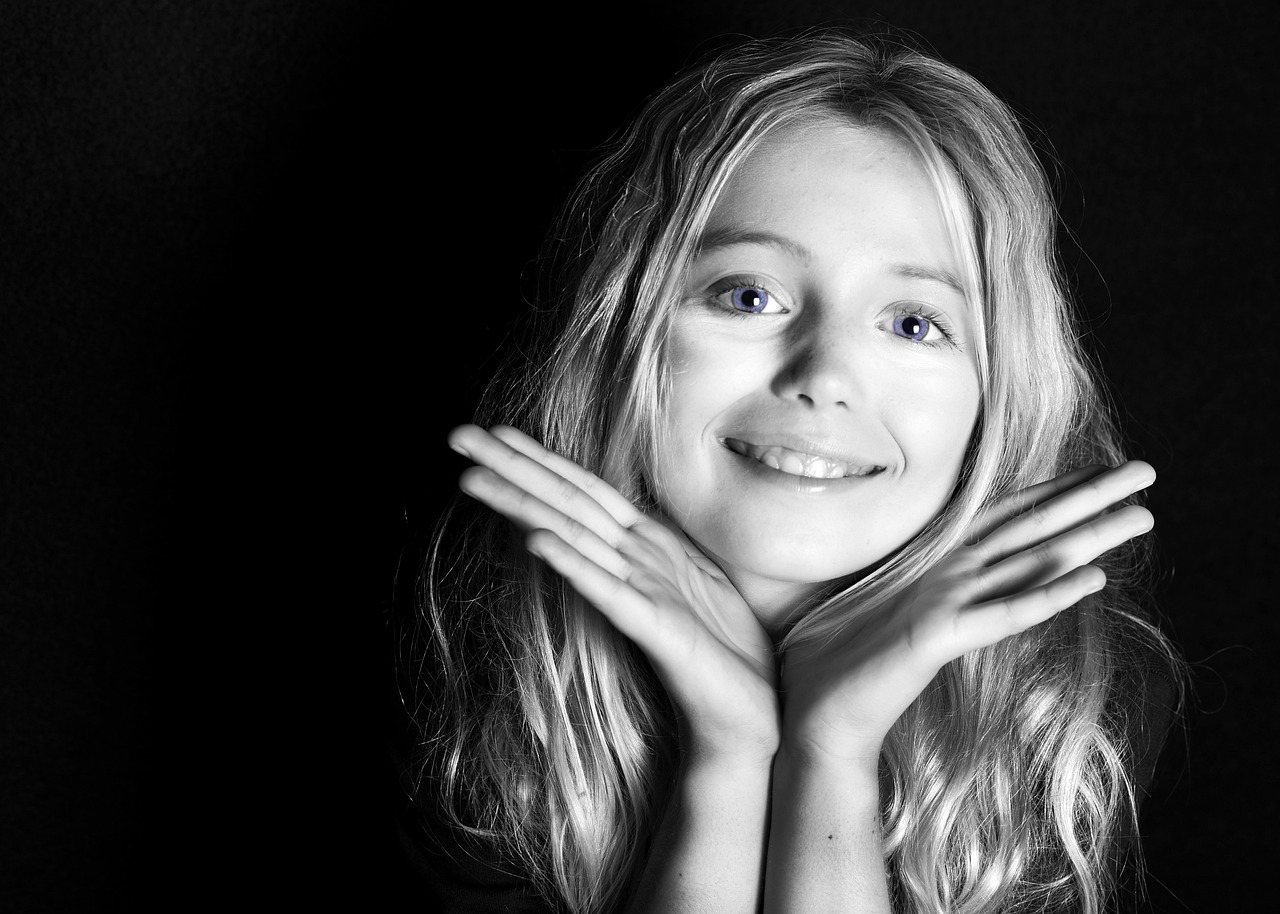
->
xmin=724 ymin=438 xmax=885 ymax=480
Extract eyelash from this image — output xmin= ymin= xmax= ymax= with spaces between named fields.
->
xmin=889 ymin=304 xmax=958 ymax=349
xmin=705 ymin=275 xmax=787 ymax=318
xmin=702 ymin=278 xmax=959 ymax=348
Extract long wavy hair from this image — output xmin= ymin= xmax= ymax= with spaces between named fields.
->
xmin=405 ymin=31 xmax=1183 ymax=914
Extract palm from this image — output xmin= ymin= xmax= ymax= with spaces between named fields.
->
xmin=781 ymin=462 xmax=1157 ymax=763
xmin=779 ymin=565 xmax=975 ymax=760
xmin=450 ymin=424 xmax=780 ymax=762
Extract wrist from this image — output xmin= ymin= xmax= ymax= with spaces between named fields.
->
xmin=675 ymin=705 xmax=780 ymax=774
xmin=779 ymin=721 xmax=883 ymax=771
xmin=680 ymin=734 xmax=778 ymax=776
xmin=766 ymin=733 xmax=890 ymax=912
xmin=771 ymin=738 xmax=883 ymax=831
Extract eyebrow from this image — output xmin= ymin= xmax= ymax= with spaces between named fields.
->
xmin=890 ymin=263 xmax=967 ymax=297
xmin=695 ymin=227 xmax=968 ymax=298
xmin=694 ymin=227 xmax=813 ymax=263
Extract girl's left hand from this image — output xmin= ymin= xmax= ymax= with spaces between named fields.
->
xmin=778 ymin=461 xmax=1156 ymax=766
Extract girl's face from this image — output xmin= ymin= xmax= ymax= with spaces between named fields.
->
xmin=652 ymin=121 xmax=982 ymax=634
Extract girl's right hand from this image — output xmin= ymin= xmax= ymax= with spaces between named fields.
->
xmin=448 ymin=424 xmax=781 ymax=768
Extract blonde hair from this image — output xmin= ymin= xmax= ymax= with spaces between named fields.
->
xmin=406 ymin=30 xmax=1183 ymax=913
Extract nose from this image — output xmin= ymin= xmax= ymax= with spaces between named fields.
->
xmin=770 ymin=322 xmax=866 ymax=410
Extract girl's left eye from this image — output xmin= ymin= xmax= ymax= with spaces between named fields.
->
xmin=892 ymin=314 xmax=934 ymax=341
xmin=889 ymin=310 xmax=952 ymax=345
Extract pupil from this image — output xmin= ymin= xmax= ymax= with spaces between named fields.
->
xmin=903 ymin=316 xmax=923 ymax=337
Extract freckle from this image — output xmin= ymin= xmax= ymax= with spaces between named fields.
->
xmin=828 ymin=834 xmax=833 ymax=840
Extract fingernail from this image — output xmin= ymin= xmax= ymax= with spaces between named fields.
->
xmin=450 ymin=441 xmax=470 ymax=458
xmin=1132 ymin=463 xmax=1157 ymax=487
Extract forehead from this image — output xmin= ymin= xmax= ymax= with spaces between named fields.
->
xmin=693 ymin=120 xmax=975 ymax=306
xmin=721 ymin=118 xmax=942 ymax=216
xmin=733 ymin=119 xmax=925 ymax=184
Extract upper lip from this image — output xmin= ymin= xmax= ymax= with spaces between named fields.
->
xmin=719 ymin=432 xmax=887 ymax=470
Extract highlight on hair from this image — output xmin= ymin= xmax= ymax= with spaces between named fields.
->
xmin=403 ymin=30 xmax=1184 ymax=913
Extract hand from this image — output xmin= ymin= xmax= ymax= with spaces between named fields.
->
xmin=448 ymin=424 xmax=781 ymax=767
xmin=779 ymin=461 xmax=1157 ymax=765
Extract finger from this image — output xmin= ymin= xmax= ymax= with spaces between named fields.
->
xmin=973 ymin=460 xmax=1156 ymax=564
xmin=470 ymin=426 xmax=721 ymax=570
xmin=525 ymin=528 xmax=665 ymax=655
xmin=449 ymin=424 xmax=632 ymax=545
xmin=967 ymin=464 xmax=1107 ymax=543
xmin=459 ymin=466 xmax=633 ymax=580
xmin=486 ymin=425 xmax=645 ymax=528
xmin=953 ymin=565 xmax=1106 ymax=655
xmin=967 ymin=504 xmax=1153 ymax=602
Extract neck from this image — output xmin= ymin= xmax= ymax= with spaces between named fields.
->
xmin=720 ymin=568 xmax=829 ymax=646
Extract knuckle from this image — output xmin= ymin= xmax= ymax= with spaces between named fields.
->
xmin=562 ymin=516 xmax=589 ymax=546
xmin=966 ymin=565 xmax=994 ymax=599
xmin=1029 ymin=541 xmax=1055 ymax=568
xmin=552 ymin=475 xmax=580 ymax=507
xmin=628 ymin=516 xmax=662 ymax=541
xmin=604 ymin=573 xmax=626 ymax=599
xmin=1081 ymin=473 xmax=1112 ymax=501
xmin=966 ymin=535 xmax=996 ymax=566
xmin=1024 ymin=506 xmax=1053 ymax=533
xmin=578 ymin=470 xmax=608 ymax=497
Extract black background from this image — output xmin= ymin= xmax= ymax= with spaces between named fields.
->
xmin=0 ymin=1 xmax=1271 ymax=909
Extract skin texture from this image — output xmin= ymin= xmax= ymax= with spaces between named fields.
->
xmin=446 ymin=121 xmax=1157 ymax=912
xmin=655 ymin=123 xmax=981 ymax=636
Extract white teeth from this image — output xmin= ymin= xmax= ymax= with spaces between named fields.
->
xmin=725 ymin=438 xmax=881 ymax=479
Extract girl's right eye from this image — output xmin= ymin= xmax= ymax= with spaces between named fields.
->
xmin=709 ymin=279 xmax=788 ymax=315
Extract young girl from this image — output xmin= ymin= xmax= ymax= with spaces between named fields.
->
xmin=399 ymin=30 xmax=1181 ymax=914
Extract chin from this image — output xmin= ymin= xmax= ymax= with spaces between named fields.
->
xmin=710 ymin=538 xmax=879 ymax=591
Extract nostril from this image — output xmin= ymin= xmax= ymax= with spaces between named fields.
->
xmin=798 ymin=389 xmax=849 ymax=407
xmin=775 ymin=354 xmax=864 ymax=410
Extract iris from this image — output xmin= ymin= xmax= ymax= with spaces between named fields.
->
xmin=894 ymin=314 xmax=931 ymax=341
xmin=731 ymin=287 xmax=770 ymax=313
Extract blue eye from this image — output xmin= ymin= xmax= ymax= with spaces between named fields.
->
xmin=892 ymin=314 xmax=933 ymax=341
xmin=730 ymin=286 xmax=772 ymax=313
xmin=702 ymin=276 xmax=789 ymax=317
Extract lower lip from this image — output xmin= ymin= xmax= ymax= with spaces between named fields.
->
xmin=722 ymin=444 xmax=883 ymax=494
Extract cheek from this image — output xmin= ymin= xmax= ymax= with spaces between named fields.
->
xmin=652 ymin=339 xmax=712 ymax=507
xmin=653 ymin=331 xmax=755 ymax=513
xmin=891 ymin=365 xmax=982 ymax=479
xmin=663 ymin=329 xmax=756 ymax=440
